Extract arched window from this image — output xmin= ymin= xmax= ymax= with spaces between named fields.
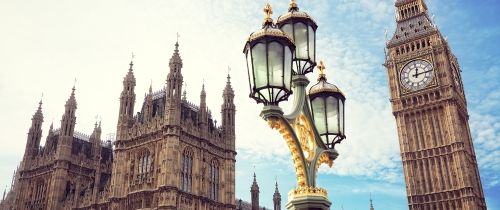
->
xmin=137 ymin=150 xmax=152 ymax=181
xmin=181 ymin=147 xmax=193 ymax=192
xmin=208 ymin=159 xmax=220 ymax=200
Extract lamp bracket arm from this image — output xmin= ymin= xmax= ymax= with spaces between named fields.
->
xmin=308 ymin=146 xmax=327 ymax=187
xmin=265 ymin=114 xmax=311 ymax=187
xmin=284 ymin=75 xmax=309 ymax=120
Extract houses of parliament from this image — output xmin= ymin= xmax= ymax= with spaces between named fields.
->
xmin=0 ymin=42 xmax=282 ymax=210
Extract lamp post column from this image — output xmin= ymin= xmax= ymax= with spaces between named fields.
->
xmin=244 ymin=2 xmax=346 ymax=210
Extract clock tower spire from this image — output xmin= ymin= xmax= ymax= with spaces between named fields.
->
xmin=384 ymin=0 xmax=486 ymax=209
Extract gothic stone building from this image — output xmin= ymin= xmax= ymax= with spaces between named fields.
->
xmin=1 ymin=42 xmax=237 ymax=210
xmin=384 ymin=0 xmax=486 ymax=209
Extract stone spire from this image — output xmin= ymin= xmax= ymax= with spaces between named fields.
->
xmin=221 ymin=73 xmax=235 ymax=149
xmin=124 ymin=61 xmax=136 ymax=84
xmin=24 ymin=99 xmax=44 ymax=160
xmin=251 ymin=172 xmax=260 ymax=210
xmin=2 ymin=186 xmax=6 ymax=202
xmin=199 ymin=82 xmax=208 ymax=131
xmin=118 ymin=61 xmax=136 ymax=138
xmin=33 ymin=99 xmax=44 ymax=122
xmin=55 ymin=86 xmax=79 ymax=164
xmin=201 ymin=82 xmax=206 ymax=101
xmin=65 ymin=86 xmax=77 ymax=110
xmin=182 ymin=82 xmax=187 ymax=101
xmin=273 ymin=178 xmax=281 ymax=210
xmin=369 ymin=193 xmax=375 ymax=210
xmin=60 ymin=86 xmax=77 ymax=137
xmin=165 ymin=41 xmax=183 ymax=125
xmin=169 ymin=41 xmax=183 ymax=68
xmin=91 ymin=120 xmax=102 ymax=142
xmin=222 ymin=74 xmax=234 ymax=109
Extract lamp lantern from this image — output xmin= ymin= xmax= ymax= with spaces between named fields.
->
xmin=277 ymin=0 xmax=317 ymax=75
xmin=244 ymin=3 xmax=295 ymax=106
xmin=308 ymin=61 xmax=346 ymax=149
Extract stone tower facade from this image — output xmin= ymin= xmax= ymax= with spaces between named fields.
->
xmin=109 ymin=42 xmax=237 ymax=210
xmin=384 ymin=0 xmax=486 ymax=209
xmin=2 ymin=41 xmax=236 ymax=210
xmin=11 ymin=89 xmax=114 ymax=210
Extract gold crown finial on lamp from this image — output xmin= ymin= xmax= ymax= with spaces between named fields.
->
xmin=263 ymin=3 xmax=273 ymax=24
xmin=289 ymin=0 xmax=298 ymax=10
xmin=317 ymin=60 xmax=326 ymax=80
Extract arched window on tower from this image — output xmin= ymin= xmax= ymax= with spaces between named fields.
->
xmin=208 ymin=159 xmax=220 ymax=201
xmin=181 ymin=147 xmax=193 ymax=192
xmin=136 ymin=149 xmax=152 ymax=182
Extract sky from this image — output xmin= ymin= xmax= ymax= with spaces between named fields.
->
xmin=0 ymin=0 xmax=499 ymax=209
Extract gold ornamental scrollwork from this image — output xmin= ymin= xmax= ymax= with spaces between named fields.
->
xmin=267 ymin=118 xmax=307 ymax=188
xmin=293 ymin=113 xmax=316 ymax=161
xmin=288 ymin=186 xmax=328 ymax=201
xmin=316 ymin=152 xmax=333 ymax=170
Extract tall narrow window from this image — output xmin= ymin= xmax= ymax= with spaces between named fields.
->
xmin=136 ymin=150 xmax=152 ymax=181
xmin=208 ymin=159 xmax=219 ymax=200
xmin=181 ymin=148 xmax=193 ymax=192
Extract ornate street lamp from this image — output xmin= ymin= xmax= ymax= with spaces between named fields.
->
xmin=309 ymin=61 xmax=346 ymax=149
xmin=277 ymin=0 xmax=317 ymax=75
xmin=244 ymin=3 xmax=295 ymax=106
xmin=244 ymin=2 xmax=346 ymax=210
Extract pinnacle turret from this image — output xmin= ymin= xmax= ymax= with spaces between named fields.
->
xmin=182 ymin=82 xmax=187 ymax=101
xmin=118 ymin=60 xmax=136 ymax=135
xmin=124 ymin=61 xmax=136 ymax=83
xmin=223 ymin=74 xmax=234 ymax=97
xmin=169 ymin=41 xmax=183 ymax=69
xmin=200 ymin=83 xmax=207 ymax=108
xmin=273 ymin=178 xmax=281 ymax=210
xmin=165 ymin=41 xmax=184 ymax=125
xmin=60 ymin=87 xmax=77 ymax=137
xmin=251 ymin=172 xmax=260 ymax=210
xmin=369 ymin=193 xmax=375 ymax=210
xmin=24 ymin=99 xmax=44 ymax=160
xmin=33 ymin=99 xmax=43 ymax=121
xmin=65 ymin=86 xmax=77 ymax=109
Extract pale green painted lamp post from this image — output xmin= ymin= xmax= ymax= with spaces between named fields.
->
xmin=243 ymin=1 xmax=346 ymax=210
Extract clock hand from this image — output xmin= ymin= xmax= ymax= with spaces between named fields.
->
xmin=412 ymin=68 xmax=419 ymax=78
xmin=414 ymin=69 xmax=433 ymax=77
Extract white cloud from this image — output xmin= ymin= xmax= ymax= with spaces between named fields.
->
xmin=470 ymin=112 xmax=500 ymax=188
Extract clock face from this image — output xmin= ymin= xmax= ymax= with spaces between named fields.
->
xmin=400 ymin=59 xmax=435 ymax=91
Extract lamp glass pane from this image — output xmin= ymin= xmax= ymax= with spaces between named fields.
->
xmin=246 ymin=51 xmax=253 ymax=91
xmin=339 ymin=99 xmax=344 ymax=135
xmin=282 ymin=24 xmax=293 ymax=40
xmin=251 ymin=43 xmax=267 ymax=89
xmin=268 ymin=42 xmax=284 ymax=86
xmin=284 ymin=46 xmax=292 ymax=90
xmin=294 ymin=22 xmax=308 ymax=59
xmin=308 ymin=25 xmax=315 ymax=62
xmin=326 ymin=96 xmax=339 ymax=134
xmin=312 ymin=97 xmax=326 ymax=134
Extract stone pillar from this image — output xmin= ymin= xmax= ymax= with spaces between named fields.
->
xmin=285 ymin=195 xmax=331 ymax=210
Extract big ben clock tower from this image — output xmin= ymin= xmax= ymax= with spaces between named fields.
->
xmin=384 ymin=0 xmax=487 ymax=209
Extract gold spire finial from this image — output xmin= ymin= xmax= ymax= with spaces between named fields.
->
xmin=318 ymin=61 xmax=325 ymax=74
xmin=263 ymin=3 xmax=273 ymax=24
xmin=317 ymin=61 xmax=327 ymax=80
xmin=289 ymin=0 xmax=298 ymax=10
